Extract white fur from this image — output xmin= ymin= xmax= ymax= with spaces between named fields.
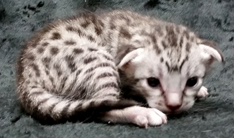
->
xmin=118 ymin=48 xmax=144 ymax=70
xmin=199 ymin=44 xmax=223 ymax=62
xmin=196 ymin=86 xmax=209 ymax=98
xmin=103 ymin=106 xmax=167 ymax=128
xmin=52 ymin=100 xmax=70 ymax=113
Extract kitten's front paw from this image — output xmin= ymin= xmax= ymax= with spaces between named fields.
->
xmin=196 ymin=86 xmax=209 ymax=98
xmin=124 ymin=106 xmax=167 ymax=128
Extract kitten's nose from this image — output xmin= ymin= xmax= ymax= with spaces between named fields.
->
xmin=165 ymin=92 xmax=182 ymax=111
xmin=166 ymin=104 xmax=182 ymax=111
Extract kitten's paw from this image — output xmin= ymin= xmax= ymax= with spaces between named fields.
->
xmin=103 ymin=106 xmax=167 ymax=128
xmin=196 ymin=86 xmax=209 ymax=98
xmin=124 ymin=106 xmax=167 ymax=128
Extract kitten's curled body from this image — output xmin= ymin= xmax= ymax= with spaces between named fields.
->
xmin=17 ymin=10 xmax=223 ymax=127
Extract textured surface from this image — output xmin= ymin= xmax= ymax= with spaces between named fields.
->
xmin=0 ymin=0 xmax=234 ymax=137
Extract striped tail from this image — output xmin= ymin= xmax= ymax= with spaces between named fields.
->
xmin=19 ymin=87 xmax=139 ymax=124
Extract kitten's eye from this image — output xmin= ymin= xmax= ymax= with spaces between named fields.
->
xmin=147 ymin=77 xmax=160 ymax=87
xmin=186 ymin=77 xmax=198 ymax=87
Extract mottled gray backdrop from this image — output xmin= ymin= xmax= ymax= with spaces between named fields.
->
xmin=0 ymin=0 xmax=234 ymax=138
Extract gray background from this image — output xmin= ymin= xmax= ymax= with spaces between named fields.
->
xmin=0 ymin=0 xmax=234 ymax=137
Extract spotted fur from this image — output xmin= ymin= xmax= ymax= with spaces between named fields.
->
xmin=16 ymin=10 xmax=223 ymax=127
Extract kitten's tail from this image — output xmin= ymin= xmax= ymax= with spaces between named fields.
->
xmin=18 ymin=87 xmax=139 ymax=124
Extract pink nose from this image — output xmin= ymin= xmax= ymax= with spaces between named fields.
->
xmin=166 ymin=104 xmax=182 ymax=111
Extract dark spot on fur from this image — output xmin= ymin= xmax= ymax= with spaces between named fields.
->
xmin=95 ymin=26 xmax=102 ymax=35
xmin=65 ymin=56 xmax=77 ymax=72
xmin=167 ymin=26 xmax=177 ymax=47
xmin=184 ymin=31 xmax=189 ymax=40
xmin=76 ymin=28 xmax=84 ymax=36
xmin=179 ymin=37 xmax=183 ymax=47
xmin=37 ymin=47 xmax=45 ymax=54
xmin=88 ymin=48 xmax=97 ymax=52
xmin=51 ymin=32 xmax=61 ymax=40
xmin=31 ymin=63 xmax=40 ymax=77
xmin=64 ymin=40 xmax=76 ymax=45
xmin=190 ymin=36 xmax=195 ymax=42
xmin=161 ymin=41 xmax=167 ymax=48
xmin=154 ymin=44 xmax=161 ymax=55
xmin=73 ymin=48 xmax=84 ymax=54
xmin=45 ymin=70 xmax=49 ymax=75
xmin=81 ymin=20 xmax=90 ymax=28
xmin=66 ymin=26 xmax=76 ymax=31
xmin=175 ymin=26 xmax=181 ymax=34
xmin=26 ymin=53 xmax=35 ymax=61
xmin=84 ymin=57 xmax=97 ymax=64
xmin=150 ymin=34 xmax=157 ymax=44
xmin=42 ymin=57 xmax=51 ymax=68
xmin=165 ymin=62 xmax=170 ymax=71
xmin=67 ymin=26 xmax=86 ymax=37
xmin=110 ymin=23 xmax=116 ymax=30
xmin=186 ymin=43 xmax=191 ymax=52
xmin=42 ymin=42 xmax=49 ymax=47
xmin=50 ymin=47 xmax=59 ymax=55
xmin=53 ymin=64 xmax=62 ymax=77
xmin=76 ymin=70 xmax=82 ymax=76
xmin=120 ymin=28 xmax=131 ymax=39
xmin=87 ymin=35 xmax=95 ymax=42
xmin=49 ymin=76 xmax=54 ymax=84
xmin=42 ymin=57 xmax=51 ymax=64
xmin=160 ymin=57 xmax=164 ymax=63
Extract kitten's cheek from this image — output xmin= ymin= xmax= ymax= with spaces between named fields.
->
xmin=182 ymin=100 xmax=195 ymax=111
xmin=184 ymin=89 xmax=198 ymax=97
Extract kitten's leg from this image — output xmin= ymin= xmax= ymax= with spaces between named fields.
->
xmin=101 ymin=106 xmax=167 ymax=128
xmin=196 ymin=86 xmax=209 ymax=98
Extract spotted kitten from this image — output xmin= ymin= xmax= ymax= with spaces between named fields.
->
xmin=16 ymin=10 xmax=223 ymax=128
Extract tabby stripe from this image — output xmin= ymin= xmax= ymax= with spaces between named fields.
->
xmin=29 ymin=91 xmax=44 ymax=96
xmin=74 ymin=103 xmax=83 ymax=113
xmin=93 ymin=93 xmax=119 ymax=99
xmin=101 ymin=54 xmax=113 ymax=61
xmin=48 ymin=102 xmax=60 ymax=115
xmin=179 ymin=59 xmax=186 ymax=72
xmin=83 ymin=57 xmax=97 ymax=64
xmin=84 ymin=62 xmax=115 ymax=74
xmin=61 ymin=102 xmax=71 ymax=117
xmin=37 ymin=98 xmax=51 ymax=107
xmin=66 ymin=26 xmax=85 ymax=37
xmin=96 ymin=82 xmax=118 ymax=92
xmin=63 ymin=72 xmax=79 ymax=94
xmin=59 ymin=77 xmax=68 ymax=93
xmin=84 ymin=73 xmax=94 ymax=81
xmin=96 ymin=73 xmax=114 ymax=79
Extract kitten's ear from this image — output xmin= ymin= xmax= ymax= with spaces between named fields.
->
xmin=199 ymin=40 xmax=224 ymax=63
xmin=118 ymin=48 xmax=144 ymax=70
